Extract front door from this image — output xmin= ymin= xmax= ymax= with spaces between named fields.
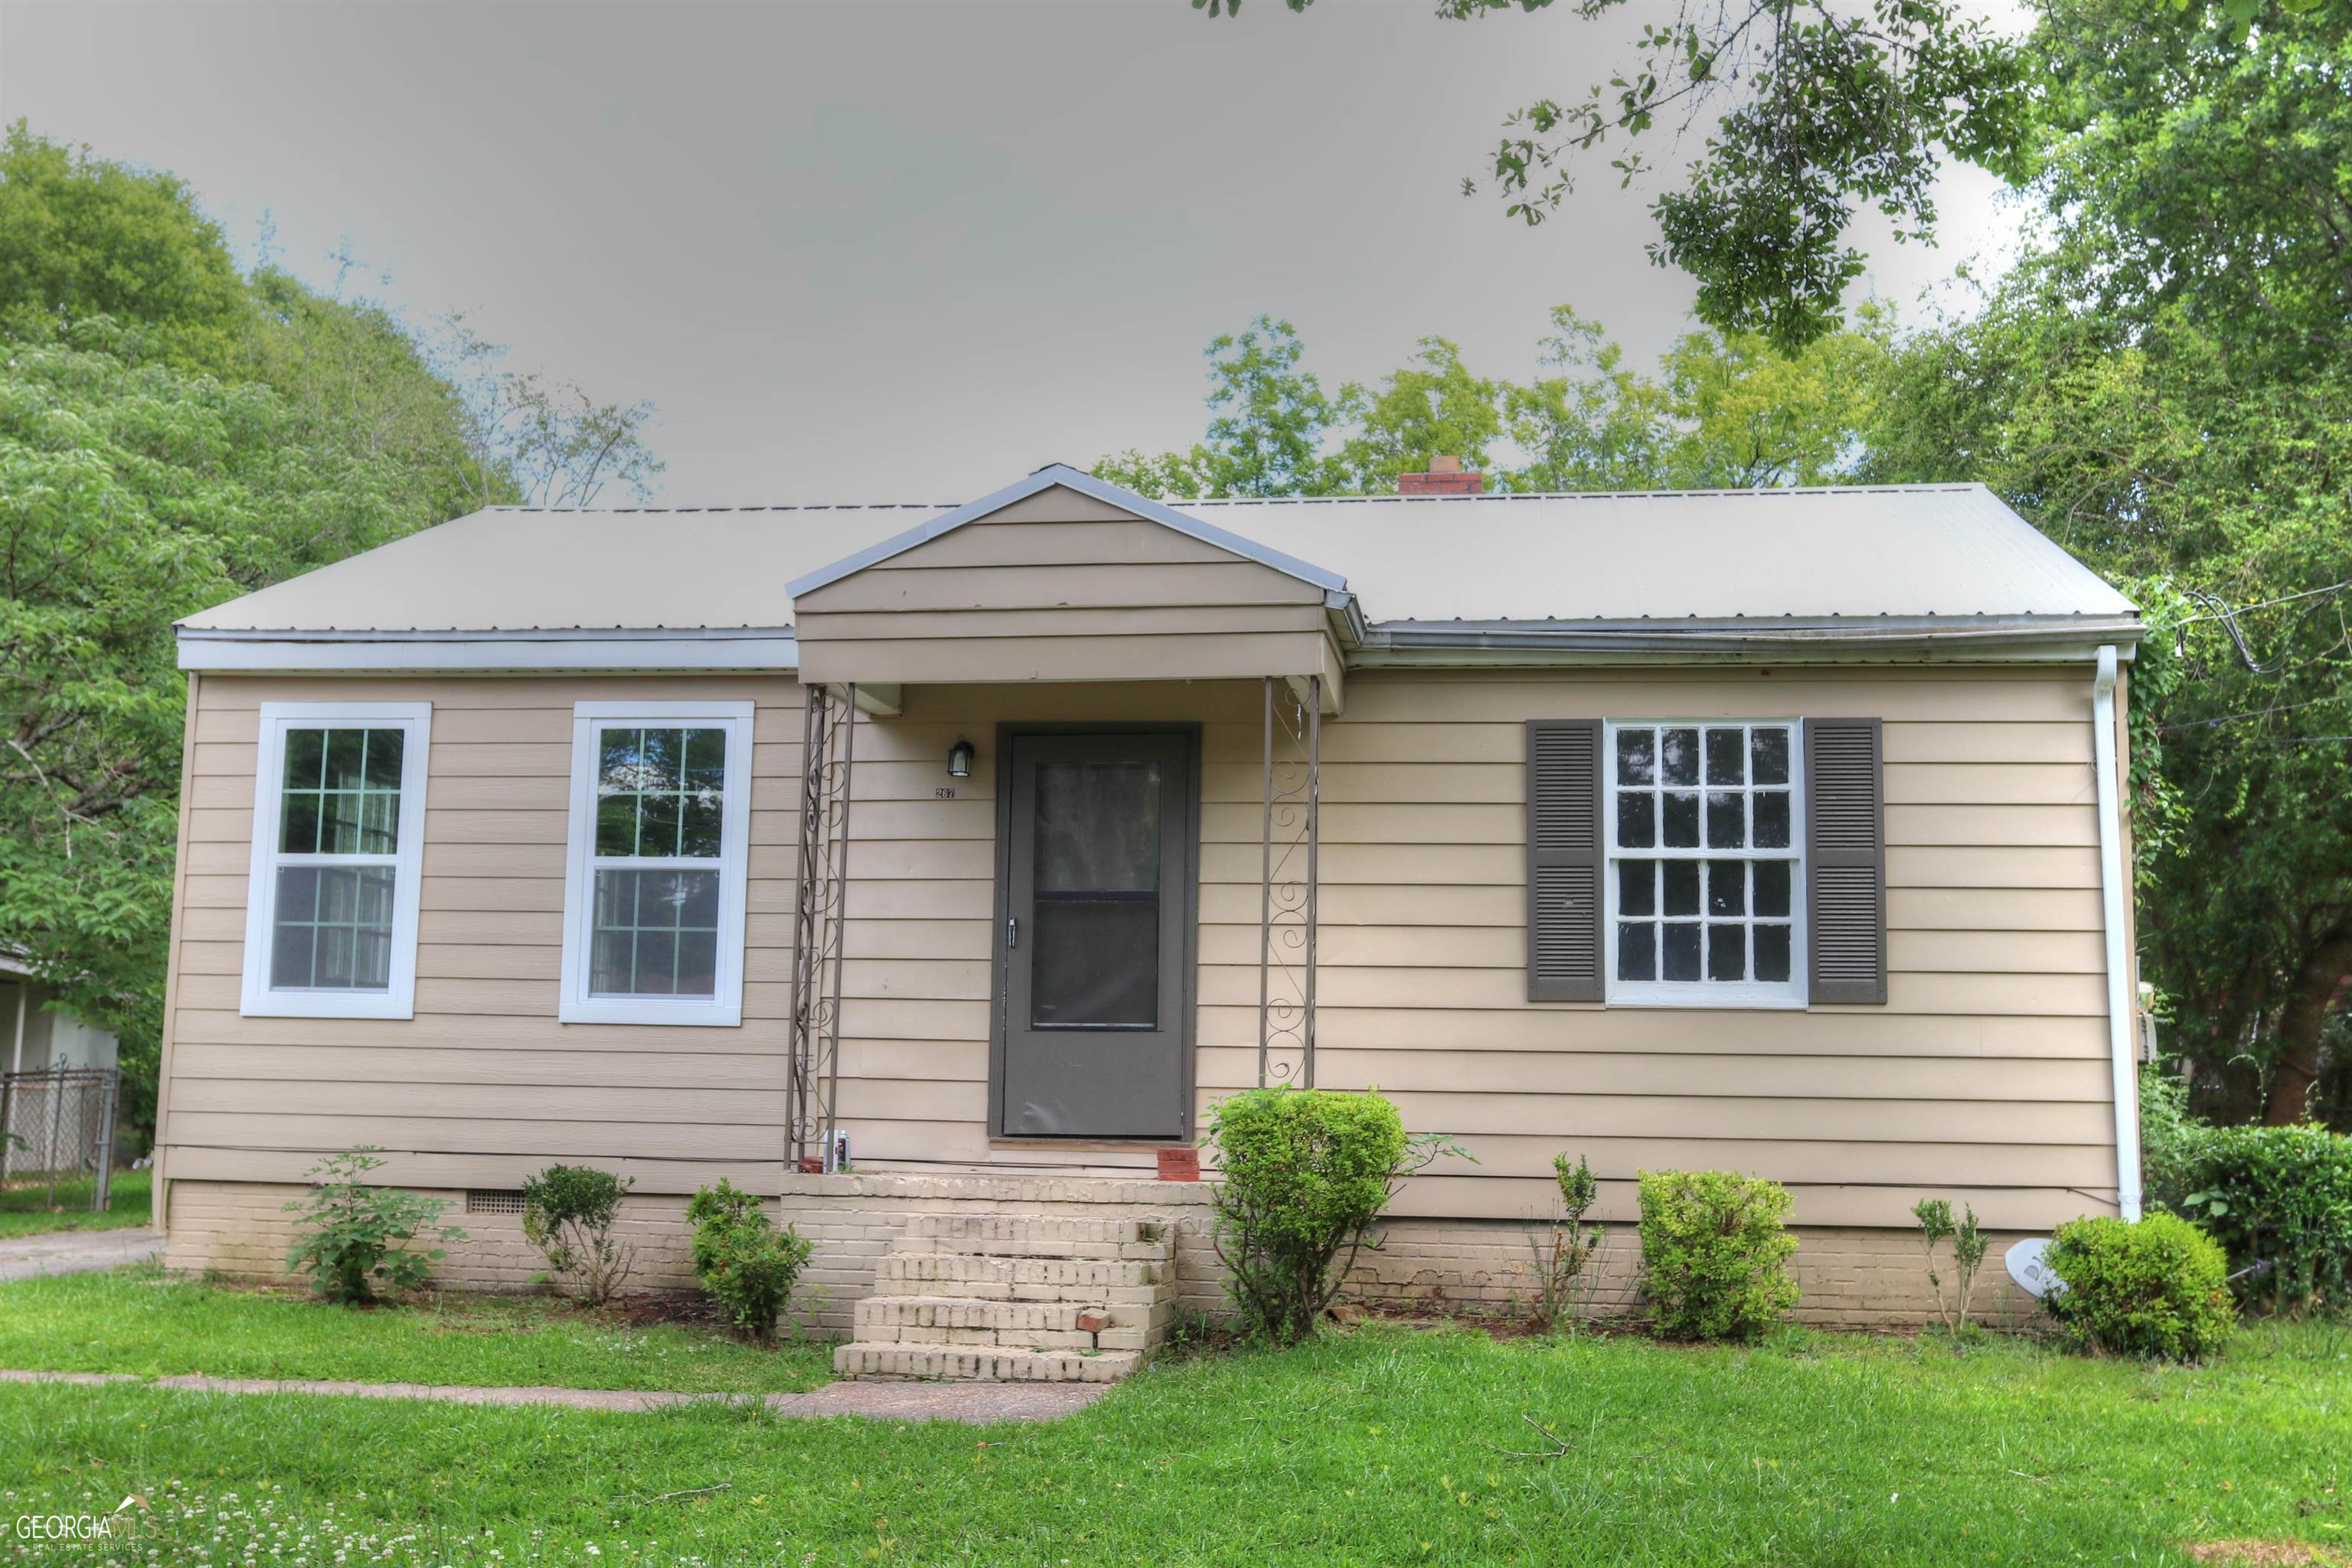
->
xmin=996 ymin=730 xmax=1197 ymax=1139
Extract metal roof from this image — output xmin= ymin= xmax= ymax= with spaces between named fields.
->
xmin=178 ymin=475 xmax=2135 ymax=639
xmin=1187 ymin=483 xmax=2135 ymax=623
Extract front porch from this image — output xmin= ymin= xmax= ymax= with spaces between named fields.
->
xmin=775 ymin=469 xmax=1357 ymax=1185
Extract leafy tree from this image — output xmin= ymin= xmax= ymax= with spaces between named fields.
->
xmin=1331 ymin=336 xmax=1507 ymax=494
xmin=1107 ymin=308 xmax=1888 ymax=498
xmin=2031 ymin=0 xmax=2352 ymax=379
xmin=0 ymin=122 xmax=252 ymax=375
xmin=1865 ymin=0 xmax=2352 ymax=1127
xmin=1093 ymin=446 xmax=1213 ymax=501
xmin=0 ymin=318 xmax=454 ymax=1133
xmin=430 ymin=312 xmax=663 ymax=509
xmin=0 ymin=129 xmax=660 ymax=1138
xmin=243 ymin=268 xmax=484 ymax=524
xmin=1655 ymin=302 xmax=1890 ymax=488
xmin=1096 ymin=316 xmax=1339 ymax=499
xmin=1501 ymin=307 xmax=1676 ymax=492
xmin=1195 ymin=4 xmax=2031 ymax=352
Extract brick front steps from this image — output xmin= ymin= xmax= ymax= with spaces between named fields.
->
xmin=831 ymin=1214 xmax=1177 ymax=1383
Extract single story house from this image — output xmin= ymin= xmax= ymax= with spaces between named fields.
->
xmin=155 ymin=462 xmax=2146 ymax=1372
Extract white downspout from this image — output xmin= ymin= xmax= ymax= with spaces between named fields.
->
xmin=2092 ymin=645 xmax=2143 ymax=1220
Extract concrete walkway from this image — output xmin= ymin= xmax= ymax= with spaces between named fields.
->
xmin=0 ymin=1226 xmax=162 ymax=1282
xmin=0 ymin=1367 xmax=1109 ymax=1424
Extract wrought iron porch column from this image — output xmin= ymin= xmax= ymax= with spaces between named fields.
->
xmin=1256 ymin=674 xmax=1320 ymax=1087
xmin=786 ymin=683 xmax=856 ymax=1171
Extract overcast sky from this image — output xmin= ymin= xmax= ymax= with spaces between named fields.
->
xmin=2 ymin=0 xmax=2027 ymax=505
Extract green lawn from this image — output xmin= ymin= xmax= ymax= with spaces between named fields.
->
xmin=0 ymin=1265 xmax=829 ymax=1393
xmin=2 ymin=1285 xmax=2346 ymax=1567
xmin=0 ymin=1165 xmax=150 ymax=1239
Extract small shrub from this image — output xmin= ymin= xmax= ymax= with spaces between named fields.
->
xmin=2161 ymin=1123 xmax=2352 ymax=1315
xmin=521 ymin=1164 xmax=637 ymax=1306
xmin=1636 ymin=1169 xmax=1799 ymax=1341
xmin=283 ymin=1146 xmax=466 ymax=1305
xmin=1206 ymin=1086 xmax=1466 ymax=1345
xmin=1912 ymin=1197 xmax=1990 ymax=1334
xmin=2043 ymin=1212 xmax=2233 ymax=1361
xmin=1527 ymin=1152 xmax=1606 ymax=1334
xmin=685 ymin=1179 xmax=813 ymax=1341
xmin=2138 ymin=1063 xmax=2201 ymax=1205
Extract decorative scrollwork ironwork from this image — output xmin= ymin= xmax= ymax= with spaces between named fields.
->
xmin=787 ymin=684 xmax=857 ymax=1169
xmin=1258 ymin=674 xmax=1320 ymax=1087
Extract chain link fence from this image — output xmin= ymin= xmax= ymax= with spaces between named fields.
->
xmin=0 ymin=1067 xmax=119 ymax=1212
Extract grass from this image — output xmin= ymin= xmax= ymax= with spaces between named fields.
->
xmin=0 ymin=1264 xmax=830 ymax=1393
xmin=2 ymin=1287 xmax=2347 ymax=1567
xmin=0 ymin=1165 xmax=150 ymax=1239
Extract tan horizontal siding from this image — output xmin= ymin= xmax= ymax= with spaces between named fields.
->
xmin=867 ymin=515 xmax=1239 ymax=569
xmin=164 ymin=662 xmax=2122 ymax=1233
xmin=800 ymin=561 xmax=1319 ymax=616
xmin=800 ymin=629 xmax=1337 ymax=687
xmin=818 ymin=671 xmax=2118 ymax=1223
xmin=805 ymin=604 xmax=1328 ymax=640
xmin=812 ymin=1041 xmax=2112 ymax=1099
xmin=792 ymin=498 xmax=1338 ymax=688
xmin=160 ymin=673 xmax=805 ymax=1197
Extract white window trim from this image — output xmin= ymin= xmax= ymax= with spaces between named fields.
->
xmin=1602 ymin=718 xmax=1810 ymax=1009
xmin=560 ymin=700 xmax=754 ymax=1027
xmin=240 ymin=701 xmax=433 ymax=1020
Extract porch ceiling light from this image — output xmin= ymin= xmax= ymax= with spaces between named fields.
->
xmin=947 ymin=737 xmax=975 ymax=779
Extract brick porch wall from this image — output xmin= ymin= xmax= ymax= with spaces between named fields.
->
xmin=164 ymin=1174 xmax=2037 ymax=1333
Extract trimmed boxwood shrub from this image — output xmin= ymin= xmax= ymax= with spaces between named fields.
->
xmin=1207 ymin=1087 xmax=1416 ymax=1344
xmin=1636 ymin=1169 xmax=1800 ymax=1341
xmin=2158 ymin=1123 xmax=2352 ymax=1315
xmin=2043 ymin=1212 xmax=2233 ymax=1361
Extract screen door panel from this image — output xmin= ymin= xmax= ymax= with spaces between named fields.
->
xmin=1000 ymin=732 xmax=1192 ymax=1138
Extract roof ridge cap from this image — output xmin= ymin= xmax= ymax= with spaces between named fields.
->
xmin=1174 ymin=482 xmax=1982 ymax=506
xmin=483 ymin=501 xmax=960 ymax=514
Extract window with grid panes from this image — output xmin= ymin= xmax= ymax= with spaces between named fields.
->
xmin=270 ymin=727 xmax=405 ymax=990
xmin=560 ymin=702 xmax=752 ymax=1027
xmin=240 ymin=702 xmax=430 ymax=1020
xmin=1604 ymin=721 xmax=1805 ymax=1004
xmin=589 ymin=727 xmax=729 ymax=998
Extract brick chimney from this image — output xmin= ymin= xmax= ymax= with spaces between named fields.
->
xmin=1397 ymin=454 xmax=1484 ymax=495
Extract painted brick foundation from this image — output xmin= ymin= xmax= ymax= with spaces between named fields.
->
xmin=165 ymin=1174 xmax=2037 ymax=1331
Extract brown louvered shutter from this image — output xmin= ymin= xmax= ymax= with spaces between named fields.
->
xmin=1805 ymin=717 xmax=1886 ymax=1004
xmin=1526 ymin=720 xmax=1603 ymax=1001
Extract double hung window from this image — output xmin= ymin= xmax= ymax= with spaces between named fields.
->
xmin=240 ymin=703 xmax=431 ymax=1018
xmin=559 ymin=702 xmax=753 ymax=1025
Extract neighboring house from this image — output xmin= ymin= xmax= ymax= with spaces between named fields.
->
xmin=156 ymin=462 xmax=2146 ymax=1369
xmin=2 ymin=957 xmax=122 ymax=1190
xmin=2 ymin=959 xmax=119 ymax=1076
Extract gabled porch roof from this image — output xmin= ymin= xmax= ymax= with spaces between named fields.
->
xmin=783 ymin=466 xmax=1354 ymax=706
xmin=782 ymin=464 xmax=1348 ymax=601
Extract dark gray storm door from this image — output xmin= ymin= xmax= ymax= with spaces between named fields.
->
xmin=995 ymin=730 xmax=1197 ymax=1139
